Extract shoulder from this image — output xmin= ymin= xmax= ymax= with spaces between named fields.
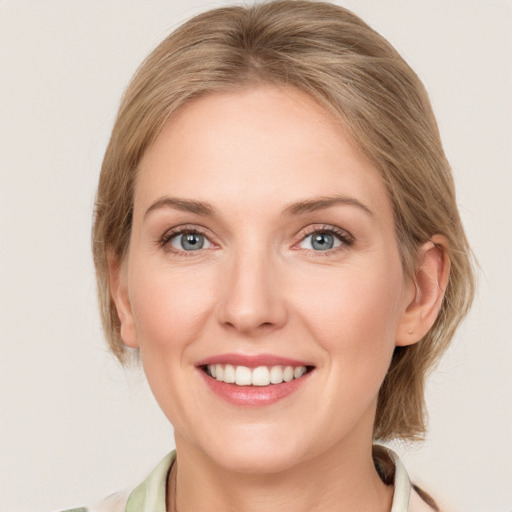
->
xmin=58 ymin=490 xmax=130 ymax=512
xmin=410 ymin=485 xmax=440 ymax=512
xmin=59 ymin=451 xmax=175 ymax=512
xmin=373 ymin=444 xmax=439 ymax=512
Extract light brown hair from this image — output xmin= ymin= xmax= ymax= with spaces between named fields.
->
xmin=92 ymin=0 xmax=475 ymax=441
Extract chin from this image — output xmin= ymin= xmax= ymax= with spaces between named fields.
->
xmin=194 ymin=425 xmax=310 ymax=475
xmin=216 ymin=446 xmax=305 ymax=475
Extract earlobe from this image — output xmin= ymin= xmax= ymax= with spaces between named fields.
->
xmin=396 ymin=235 xmax=450 ymax=347
xmin=107 ymin=251 xmax=139 ymax=348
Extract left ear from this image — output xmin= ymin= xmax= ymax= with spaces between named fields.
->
xmin=396 ymin=235 xmax=451 ymax=347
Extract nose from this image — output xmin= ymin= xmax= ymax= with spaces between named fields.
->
xmin=216 ymin=247 xmax=288 ymax=336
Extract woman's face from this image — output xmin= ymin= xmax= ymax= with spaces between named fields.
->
xmin=117 ymin=86 xmax=415 ymax=472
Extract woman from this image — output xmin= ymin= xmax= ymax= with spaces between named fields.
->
xmin=79 ymin=1 xmax=474 ymax=510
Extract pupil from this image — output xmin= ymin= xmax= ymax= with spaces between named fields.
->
xmin=312 ymin=233 xmax=333 ymax=251
xmin=182 ymin=233 xmax=204 ymax=250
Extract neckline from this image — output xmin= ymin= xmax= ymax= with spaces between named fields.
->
xmin=125 ymin=445 xmax=411 ymax=512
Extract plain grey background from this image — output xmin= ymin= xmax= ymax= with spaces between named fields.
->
xmin=1 ymin=1 xmax=511 ymax=511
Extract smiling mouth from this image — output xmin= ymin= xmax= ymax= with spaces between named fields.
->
xmin=202 ymin=364 xmax=314 ymax=387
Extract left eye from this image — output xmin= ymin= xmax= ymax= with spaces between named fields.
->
xmin=299 ymin=231 xmax=343 ymax=251
xmin=169 ymin=232 xmax=212 ymax=251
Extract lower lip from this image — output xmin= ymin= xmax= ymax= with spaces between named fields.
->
xmin=198 ymin=369 xmax=312 ymax=406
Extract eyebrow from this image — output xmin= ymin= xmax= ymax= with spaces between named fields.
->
xmin=144 ymin=194 xmax=373 ymax=219
xmin=144 ymin=197 xmax=215 ymax=219
xmin=282 ymin=195 xmax=374 ymax=217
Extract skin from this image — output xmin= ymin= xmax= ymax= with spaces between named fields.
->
xmin=110 ymin=86 xmax=449 ymax=512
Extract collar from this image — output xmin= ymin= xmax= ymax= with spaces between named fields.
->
xmin=124 ymin=451 xmax=175 ymax=512
xmin=124 ymin=446 xmax=412 ymax=512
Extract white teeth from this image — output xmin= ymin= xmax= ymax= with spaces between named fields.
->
xmin=235 ymin=366 xmax=252 ymax=386
xmin=223 ymin=364 xmax=235 ymax=383
xmin=252 ymin=366 xmax=270 ymax=386
xmin=206 ymin=364 xmax=309 ymax=387
xmin=283 ymin=366 xmax=294 ymax=382
xmin=294 ymin=366 xmax=307 ymax=379
xmin=269 ymin=365 xmax=284 ymax=384
xmin=215 ymin=364 xmax=223 ymax=382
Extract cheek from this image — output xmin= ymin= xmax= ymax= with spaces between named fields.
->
xmin=128 ymin=261 xmax=216 ymax=355
xmin=294 ymin=260 xmax=405 ymax=385
xmin=126 ymin=261 xmax=219 ymax=426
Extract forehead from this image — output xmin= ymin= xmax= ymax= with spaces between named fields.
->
xmin=135 ymin=86 xmax=390 ymax=218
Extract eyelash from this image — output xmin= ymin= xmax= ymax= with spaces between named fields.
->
xmin=159 ymin=224 xmax=355 ymax=256
xmin=159 ymin=225 xmax=213 ymax=257
xmin=295 ymin=224 xmax=355 ymax=254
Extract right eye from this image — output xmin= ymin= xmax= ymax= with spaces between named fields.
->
xmin=163 ymin=230 xmax=213 ymax=253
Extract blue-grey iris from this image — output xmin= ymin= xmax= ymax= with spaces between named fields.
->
xmin=181 ymin=233 xmax=205 ymax=250
xmin=311 ymin=233 xmax=334 ymax=250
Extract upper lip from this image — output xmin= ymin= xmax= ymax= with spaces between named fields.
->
xmin=196 ymin=353 xmax=313 ymax=368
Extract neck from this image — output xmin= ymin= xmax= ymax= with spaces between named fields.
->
xmin=169 ymin=434 xmax=393 ymax=512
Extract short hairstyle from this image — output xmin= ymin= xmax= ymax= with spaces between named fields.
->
xmin=92 ymin=0 xmax=475 ymax=441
